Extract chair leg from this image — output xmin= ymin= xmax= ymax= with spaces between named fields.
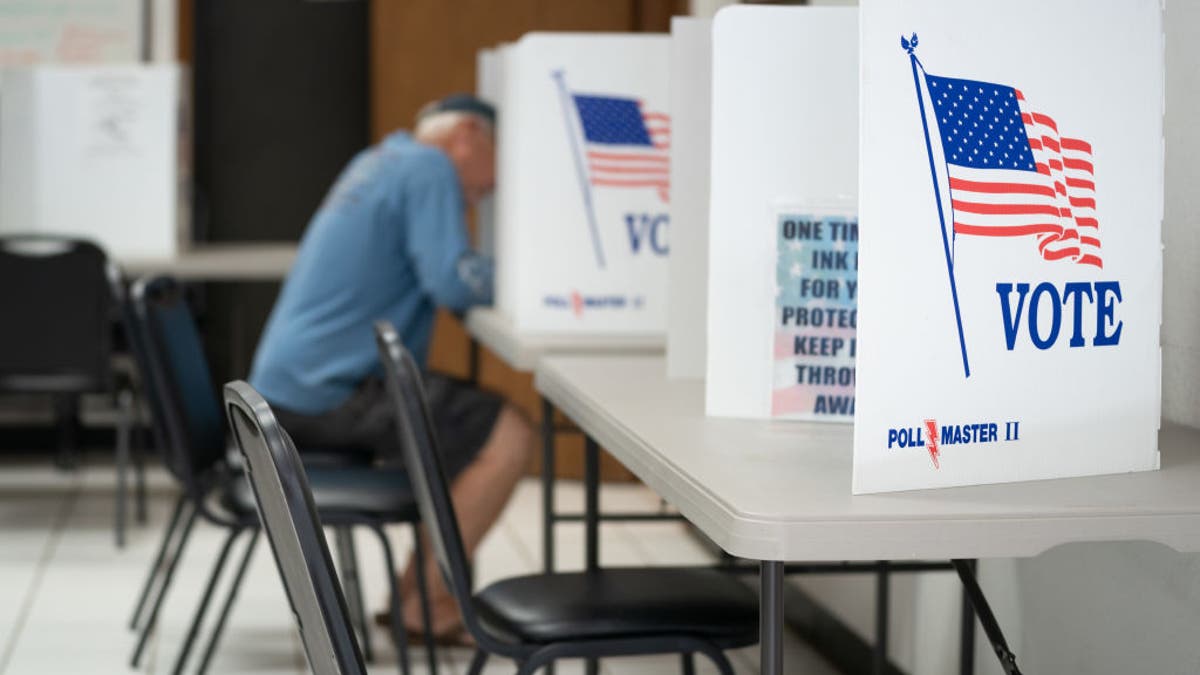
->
xmin=681 ymin=652 xmax=696 ymax=675
xmin=54 ymin=393 xmax=80 ymax=470
xmin=130 ymin=505 xmax=199 ymax=666
xmin=335 ymin=527 xmax=374 ymax=662
xmin=170 ymin=527 xmax=244 ymax=675
xmin=466 ymin=649 xmax=488 ymax=675
xmin=195 ymin=529 xmax=261 ymax=675
xmin=410 ymin=522 xmax=439 ymax=675
xmin=129 ymin=494 xmax=188 ymax=629
xmin=132 ymin=395 xmax=148 ymax=524
xmin=114 ymin=389 xmax=132 ymax=548
xmin=370 ymin=524 xmax=413 ymax=675
xmin=695 ymin=644 xmax=736 ymax=675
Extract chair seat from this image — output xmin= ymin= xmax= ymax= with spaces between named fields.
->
xmin=223 ymin=466 xmax=419 ymax=522
xmin=296 ymin=446 xmax=377 ymax=468
xmin=473 ymin=567 xmax=759 ymax=646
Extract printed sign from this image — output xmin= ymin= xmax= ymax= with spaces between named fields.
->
xmin=492 ymin=34 xmax=671 ymax=334
xmin=772 ymin=206 xmax=858 ymax=420
xmin=0 ymin=0 xmax=140 ymax=66
xmin=853 ymin=0 xmax=1163 ymax=493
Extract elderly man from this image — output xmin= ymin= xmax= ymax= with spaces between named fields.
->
xmin=250 ymin=94 xmax=532 ymax=641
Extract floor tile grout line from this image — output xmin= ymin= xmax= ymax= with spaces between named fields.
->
xmin=0 ymin=480 xmax=80 ymax=675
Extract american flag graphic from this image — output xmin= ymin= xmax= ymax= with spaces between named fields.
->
xmin=926 ymin=73 xmax=1101 ymax=268
xmin=571 ymin=94 xmax=670 ymax=202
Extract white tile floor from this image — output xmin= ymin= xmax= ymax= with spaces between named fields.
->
xmin=0 ymin=455 xmax=839 ymax=675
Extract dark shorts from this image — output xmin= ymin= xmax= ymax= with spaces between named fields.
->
xmin=271 ymin=374 xmax=503 ymax=479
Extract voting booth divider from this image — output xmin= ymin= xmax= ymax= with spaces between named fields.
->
xmin=475 ymin=45 xmax=505 ymax=259
xmin=0 ymin=64 xmax=189 ymax=259
xmin=665 ymin=17 xmax=712 ymax=380
xmin=704 ymin=6 xmax=860 ymax=421
xmin=486 ymin=33 xmax=671 ymax=335
xmin=851 ymin=0 xmax=1163 ymax=492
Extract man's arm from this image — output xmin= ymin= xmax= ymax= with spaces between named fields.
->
xmin=402 ymin=155 xmax=494 ymax=312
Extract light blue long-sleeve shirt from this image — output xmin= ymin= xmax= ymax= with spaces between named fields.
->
xmin=249 ymin=131 xmax=493 ymax=414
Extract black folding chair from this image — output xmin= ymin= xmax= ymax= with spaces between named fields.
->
xmin=0 ymin=234 xmax=145 ymax=546
xmin=224 ymin=380 xmax=367 ymax=675
xmin=125 ymin=276 xmax=437 ymax=675
xmin=374 ymin=320 xmax=759 ymax=675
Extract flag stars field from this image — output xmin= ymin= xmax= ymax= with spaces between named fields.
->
xmin=918 ymin=69 xmax=1102 ymax=267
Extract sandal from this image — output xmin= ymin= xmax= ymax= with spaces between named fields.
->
xmin=372 ymin=610 xmax=475 ymax=647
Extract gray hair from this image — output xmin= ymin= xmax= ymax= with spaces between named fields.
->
xmin=414 ymin=107 xmax=494 ymax=141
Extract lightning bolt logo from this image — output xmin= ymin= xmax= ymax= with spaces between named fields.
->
xmin=923 ymin=419 xmax=940 ymax=469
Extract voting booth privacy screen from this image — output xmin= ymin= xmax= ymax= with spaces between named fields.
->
xmin=706 ymin=6 xmax=859 ymax=421
xmin=0 ymin=64 xmax=189 ymax=260
xmin=491 ymin=34 xmax=671 ymax=335
xmin=853 ymin=0 xmax=1163 ymax=493
xmin=665 ymin=17 xmax=712 ymax=380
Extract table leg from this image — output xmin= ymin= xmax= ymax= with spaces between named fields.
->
xmin=875 ymin=561 xmax=890 ymax=675
xmin=761 ymin=560 xmax=785 ymax=675
xmin=467 ymin=336 xmax=480 ymax=383
xmin=584 ymin=435 xmax=600 ymax=571
xmin=952 ymin=559 xmax=1021 ymax=675
xmin=960 ymin=558 xmax=977 ymax=675
xmin=583 ymin=436 xmax=601 ymax=675
xmin=541 ymin=397 xmax=556 ymax=574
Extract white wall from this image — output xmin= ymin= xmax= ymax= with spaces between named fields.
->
xmin=689 ymin=0 xmax=737 ymax=19
xmin=1161 ymin=0 xmax=1200 ymax=428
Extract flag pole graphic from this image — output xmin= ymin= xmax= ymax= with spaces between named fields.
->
xmin=903 ymin=35 xmax=971 ymax=378
xmin=551 ymin=69 xmax=607 ymax=269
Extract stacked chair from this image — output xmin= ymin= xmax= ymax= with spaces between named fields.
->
xmin=124 ymin=276 xmax=439 ymax=675
xmin=217 ymin=319 xmax=763 ymax=674
xmin=0 ymin=234 xmax=145 ymax=546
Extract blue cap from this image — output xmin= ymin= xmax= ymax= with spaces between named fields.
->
xmin=423 ymin=93 xmax=496 ymax=126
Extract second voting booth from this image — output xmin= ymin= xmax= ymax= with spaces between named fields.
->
xmin=486 ymin=33 xmax=671 ymax=336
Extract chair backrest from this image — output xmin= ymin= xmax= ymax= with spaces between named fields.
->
xmin=0 ymin=235 xmax=115 ymax=391
xmin=223 ymin=380 xmax=366 ymax=675
xmin=373 ymin=321 xmax=482 ymax=635
xmin=130 ymin=276 xmax=226 ymax=488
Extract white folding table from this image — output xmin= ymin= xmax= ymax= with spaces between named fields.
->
xmin=465 ymin=308 xmax=662 ymax=371
xmin=535 ymin=353 xmax=1200 ymax=675
xmin=118 ymin=242 xmax=298 ymax=281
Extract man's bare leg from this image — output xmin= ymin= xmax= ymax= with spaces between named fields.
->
xmin=399 ymin=403 xmax=533 ymax=634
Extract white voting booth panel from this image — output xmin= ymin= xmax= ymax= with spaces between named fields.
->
xmin=666 ymin=17 xmax=712 ymax=380
xmin=494 ymin=33 xmax=670 ymax=335
xmin=0 ymin=64 xmax=187 ymax=260
xmin=475 ymin=47 xmax=501 ymax=257
xmin=705 ymin=6 xmax=859 ymax=418
xmin=854 ymin=0 xmax=1163 ymax=493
